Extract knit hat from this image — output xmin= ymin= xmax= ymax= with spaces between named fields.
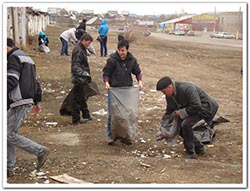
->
xmin=156 ymin=76 xmax=172 ymax=90
xmin=7 ymin=38 xmax=15 ymax=47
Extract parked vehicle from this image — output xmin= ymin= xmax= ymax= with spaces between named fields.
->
xmin=174 ymin=30 xmax=185 ymax=36
xmin=210 ymin=32 xmax=235 ymax=39
xmin=187 ymin=31 xmax=195 ymax=36
xmin=209 ymin=32 xmax=220 ymax=38
xmin=221 ymin=32 xmax=235 ymax=39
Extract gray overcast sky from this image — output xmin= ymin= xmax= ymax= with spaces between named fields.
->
xmin=5 ymin=1 xmax=246 ymax=15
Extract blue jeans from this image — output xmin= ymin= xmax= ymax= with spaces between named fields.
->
xmin=7 ymin=104 xmax=48 ymax=170
xmin=100 ymin=35 xmax=107 ymax=56
xmin=107 ymin=91 xmax=112 ymax=138
xmin=60 ymin=37 xmax=68 ymax=55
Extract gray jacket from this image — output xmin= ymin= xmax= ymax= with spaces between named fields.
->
xmin=165 ymin=81 xmax=219 ymax=124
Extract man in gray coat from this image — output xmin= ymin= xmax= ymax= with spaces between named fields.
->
xmin=156 ymin=76 xmax=219 ymax=159
xmin=7 ymin=38 xmax=49 ymax=177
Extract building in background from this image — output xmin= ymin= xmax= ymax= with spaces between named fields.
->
xmin=7 ymin=7 xmax=49 ymax=47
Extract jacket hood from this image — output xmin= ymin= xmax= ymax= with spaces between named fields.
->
xmin=101 ymin=19 xmax=107 ymax=25
xmin=39 ymin=31 xmax=45 ymax=36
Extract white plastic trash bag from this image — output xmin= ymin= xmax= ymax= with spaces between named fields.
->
xmin=39 ymin=44 xmax=50 ymax=53
xmin=109 ymin=87 xmax=139 ymax=144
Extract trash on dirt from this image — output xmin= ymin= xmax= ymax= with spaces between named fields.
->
xmin=29 ymin=169 xmax=37 ymax=177
xmin=36 ymin=171 xmax=46 ymax=176
xmin=139 ymin=91 xmax=145 ymax=94
xmin=45 ymin=122 xmax=58 ymax=126
xmin=139 ymin=138 xmax=146 ymax=143
xmin=92 ymin=109 xmax=107 ymax=116
xmin=146 ymin=106 xmax=160 ymax=111
xmin=56 ymin=96 xmax=64 ymax=99
xmin=150 ymin=89 xmax=157 ymax=93
xmin=207 ymin=144 xmax=214 ymax=148
xmin=163 ymin=154 xmax=171 ymax=159
xmin=160 ymin=168 xmax=166 ymax=173
xmin=44 ymin=180 xmax=50 ymax=184
xmin=49 ymin=173 xmax=93 ymax=184
xmin=43 ymin=88 xmax=55 ymax=93
xmin=140 ymin=162 xmax=151 ymax=168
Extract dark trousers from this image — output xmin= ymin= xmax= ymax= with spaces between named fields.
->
xmin=60 ymin=37 xmax=68 ymax=55
xmin=178 ymin=115 xmax=204 ymax=154
xmin=71 ymin=84 xmax=90 ymax=123
xmin=100 ymin=35 xmax=107 ymax=56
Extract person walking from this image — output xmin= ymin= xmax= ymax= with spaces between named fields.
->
xmin=7 ymin=38 xmax=49 ymax=177
xmin=102 ymin=39 xmax=143 ymax=144
xmin=98 ymin=18 xmax=109 ymax=57
xmin=156 ymin=76 xmax=219 ymax=159
xmin=71 ymin=33 xmax=94 ymax=125
xmin=59 ymin=28 xmax=78 ymax=56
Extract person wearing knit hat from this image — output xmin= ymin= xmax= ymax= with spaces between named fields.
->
xmin=156 ymin=76 xmax=172 ymax=91
xmin=156 ymin=76 xmax=219 ymax=159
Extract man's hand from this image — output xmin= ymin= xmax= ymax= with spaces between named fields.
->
xmin=138 ymin=80 xmax=143 ymax=91
xmin=32 ymin=104 xmax=41 ymax=115
xmin=175 ymin=110 xmax=180 ymax=116
xmin=105 ymin=81 xmax=110 ymax=90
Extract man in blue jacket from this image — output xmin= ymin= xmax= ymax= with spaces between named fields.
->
xmin=156 ymin=76 xmax=219 ymax=159
xmin=98 ymin=18 xmax=109 ymax=57
xmin=7 ymin=38 xmax=49 ymax=177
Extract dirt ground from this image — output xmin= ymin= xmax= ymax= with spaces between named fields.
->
xmin=6 ymin=25 xmax=244 ymax=187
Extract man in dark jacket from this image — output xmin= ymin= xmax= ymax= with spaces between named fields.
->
xmin=77 ymin=18 xmax=87 ymax=32
xmin=156 ymin=76 xmax=219 ymax=159
xmin=103 ymin=39 xmax=143 ymax=144
xmin=7 ymin=38 xmax=49 ymax=177
xmin=71 ymin=33 xmax=93 ymax=125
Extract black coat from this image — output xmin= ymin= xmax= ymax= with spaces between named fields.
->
xmin=103 ymin=52 xmax=141 ymax=87
xmin=165 ymin=81 xmax=219 ymax=124
xmin=71 ymin=42 xmax=91 ymax=85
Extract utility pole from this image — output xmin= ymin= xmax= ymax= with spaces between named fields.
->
xmin=213 ymin=6 xmax=216 ymax=32
xmin=236 ymin=7 xmax=241 ymax=40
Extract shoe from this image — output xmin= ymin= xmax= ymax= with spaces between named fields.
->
xmin=37 ymin=148 xmax=50 ymax=170
xmin=82 ymin=116 xmax=93 ymax=121
xmin=108 ymin=137 xmax=115 ymax=145
xmin=72 ymin=118 xmax=88 ymax=125
xmin=183 ymin=151 xmax=197 ymax=159
xmin=195 ymin=146 xmax=206 ymax=154
xmin=7 ymin=169 xmax=14 ymax=177
xmin=121 ymin=139 xmax=132 ymax=145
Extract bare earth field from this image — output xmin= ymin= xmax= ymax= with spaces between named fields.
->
xmin=6 ymin=26 xmax=244 ymax=187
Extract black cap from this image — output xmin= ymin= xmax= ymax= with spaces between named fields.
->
xmin=7 ymin=38 xmax=15 ymax=47
xmin=156 ymin=76 xmax=172 ymax=90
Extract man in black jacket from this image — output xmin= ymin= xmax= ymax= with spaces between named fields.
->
xmin=156 ymin=76 xmax=219 ymax=159
xmin=7 ymin=38 xmax=49 ymax=177
xmin=103 ymin=40 xmax=143 ymax=144
xmin=71 ymin=33 xmax=93 ymax=125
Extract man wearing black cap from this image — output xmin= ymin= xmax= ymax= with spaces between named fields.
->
xmin=156 ymin=76 xmax=219 ymax=159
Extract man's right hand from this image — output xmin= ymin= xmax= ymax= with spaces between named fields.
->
xmin=105 ymin=81 xmax=110 ymax=90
